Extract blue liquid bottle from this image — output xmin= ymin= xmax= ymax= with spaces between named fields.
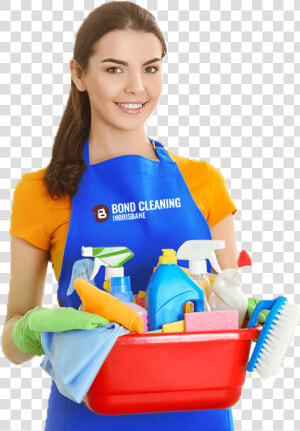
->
xmin=110 ymin=276 xmax=149 ymax=332
xmin=110 ymin=276 xmax=134 ymax=302
xmin=145 ymin=249 xmax=204 ymax=331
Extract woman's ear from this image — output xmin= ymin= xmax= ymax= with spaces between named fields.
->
xmin=69 ymin=59 xmax=87 ymax=92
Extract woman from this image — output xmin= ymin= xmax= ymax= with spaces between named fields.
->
xmin=2 ymin=2 xmax=238 ymax=430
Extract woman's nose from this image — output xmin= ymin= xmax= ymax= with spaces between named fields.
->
xmin=124 ymin=71 xmax=146 ymax=93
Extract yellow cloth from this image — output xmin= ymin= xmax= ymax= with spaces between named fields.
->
xmin=74 ymin=278 xmax=143 ymax=334
xmin=10 ymin=149 xmax=237 ymax=284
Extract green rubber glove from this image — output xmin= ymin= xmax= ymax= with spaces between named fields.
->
xmin=247 ymin=298 xmax=270 ymax=324
xmin=12 ymin=306 xmax=110 ymax=356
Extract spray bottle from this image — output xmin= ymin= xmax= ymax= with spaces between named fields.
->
xmin=176 ymin=240 xmax=225 ymax=311
xmin=81 ymin=246 xmax=148 ymax=331
xmin=81 ymin=246 xmax=134 ymax=292
xmin=177 ymin=240 xmax=248 ymax=327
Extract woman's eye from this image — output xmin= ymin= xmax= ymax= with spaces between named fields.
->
xmin=145 ymin=66 xmax=158 ymax=73
xmin=106 ymin=67 xmax=121 ymax=73
xmin=106 ymin=66 xmax=158 ymax=73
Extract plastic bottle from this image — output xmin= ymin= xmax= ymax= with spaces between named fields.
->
xmin=208 ymin=268 xmax=248 ymax=328
xmin=145 ymin=249 xmax=204 ymax=331
xmin=189 ymin=273 xmax=212 ymax=312
xmin=78 ymin=246 xmax=134 ymax=310
xmin=110 ymin=276 xmax=134 ymax=302
xmin=81 ymin=246 xmax=134 ymax=293
xmin=176 ymin=240 xmax=225 ymax=311
xmin=110 ymin=276 xmax=148 ymax=332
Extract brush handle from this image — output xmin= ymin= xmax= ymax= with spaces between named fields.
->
xmin=247 ymin=297 xmax=284 ymax=329
xmin=247 ymin=296 xmax=287 ymax=373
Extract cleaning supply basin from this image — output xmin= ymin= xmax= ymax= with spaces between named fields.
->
xmin=83 ymin=327 xmax=259 ymax=415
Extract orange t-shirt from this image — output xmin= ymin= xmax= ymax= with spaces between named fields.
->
xmin=10 ymin=149 xmax=237 ymax=282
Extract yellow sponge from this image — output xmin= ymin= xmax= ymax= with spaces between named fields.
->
xmin=162 ymin=320 xmax=185 ymax=333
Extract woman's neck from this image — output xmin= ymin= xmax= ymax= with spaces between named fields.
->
xmin=87 ymin=128 xmax=159 ymax=164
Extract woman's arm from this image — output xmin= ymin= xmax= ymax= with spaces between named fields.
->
xmin=210 ymin=213 xmax=238 ymax=271
xmin=2 ymin=236 xmax=48 ymax=365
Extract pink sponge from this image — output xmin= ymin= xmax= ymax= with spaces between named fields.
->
xmin=184 ymin=310 xmax=238 ymax=332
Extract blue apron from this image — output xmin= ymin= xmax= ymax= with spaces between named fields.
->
xmin=45 ymin=136 xmax=234 ymax=431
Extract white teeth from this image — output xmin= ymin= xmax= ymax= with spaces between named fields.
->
xmin=118 ymin=103 xmax=143 ymax=109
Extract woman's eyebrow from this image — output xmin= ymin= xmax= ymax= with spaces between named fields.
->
xmin=101 ymin=57 xmax=161 ymax=66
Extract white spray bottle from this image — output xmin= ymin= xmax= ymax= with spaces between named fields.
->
xmin=177 ymin=240 xmax=248 ymax=327
xmin=176 ymin=240 xmax=224 ymax=312
xmin=208 ymin=268 xmax=248 ymax=328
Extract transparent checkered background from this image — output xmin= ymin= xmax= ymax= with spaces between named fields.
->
xmin=1 ymin=0 xmax=299 ymax=430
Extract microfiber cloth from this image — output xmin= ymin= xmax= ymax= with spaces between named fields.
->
xmin=40 ymin=323 xmax=130 ymax=403
xmin=74 ymin=278 xmax=144 ymax=333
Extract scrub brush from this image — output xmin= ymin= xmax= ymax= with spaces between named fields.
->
xmin=247 ymin=296 xmax=299 ymax=379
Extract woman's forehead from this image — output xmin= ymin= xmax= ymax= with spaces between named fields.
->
xmin=91 ymin=29 xmax=162 ymax=60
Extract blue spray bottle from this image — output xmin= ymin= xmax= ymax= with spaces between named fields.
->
xmin=145 ymin=249 xmax=205 ymax=331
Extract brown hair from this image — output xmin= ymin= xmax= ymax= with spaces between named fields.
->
xmin=44 ymin=1 xmax=167 ymax=200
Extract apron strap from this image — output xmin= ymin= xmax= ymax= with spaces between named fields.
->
xmin=149 ymin=137 xmax=164 ymax=149
xmin=148 ymin=137 xmax=175 ymax=163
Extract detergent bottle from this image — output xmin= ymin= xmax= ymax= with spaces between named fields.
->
xmin=145 ymin=249 xmax=205 ymax=331
xmin=176 ymin=240 xmax=225 ymax=312
xmin=208 ymin=268 xmax=248 ymax=328
xmin=81 ymin=246 xmax=134 ymax=293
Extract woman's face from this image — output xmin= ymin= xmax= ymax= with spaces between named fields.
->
xmin=73 ymin=29 xmax=163 ymax=130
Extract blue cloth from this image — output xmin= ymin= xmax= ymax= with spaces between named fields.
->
xmin=46 ymin=136 xmax=234 ymax=430
xmin=40 ymin=323 xmax=130 ymax=403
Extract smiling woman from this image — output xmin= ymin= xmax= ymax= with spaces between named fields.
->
xmin=68 ymin=28 xmax=164 ymax=165
xmin=40 ymin=3 xmax=167 ymax=199
xmin=5 ymin=2 xmax=238 ymax=431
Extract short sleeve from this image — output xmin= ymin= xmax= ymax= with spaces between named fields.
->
xmin=10 ymin=175 xmax=50 ymax=250
xmin=206 ymin=163 xmax=237 ymax=228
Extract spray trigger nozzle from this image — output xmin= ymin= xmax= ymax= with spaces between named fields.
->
xmin=177 ymin=240 xmax=225 ymax=275
xmin=81 ymin=246 xmax=134 ymax=280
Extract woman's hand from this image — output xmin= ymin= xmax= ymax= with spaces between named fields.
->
xmin=2 ymin=236 xmax=110 ymax=362
xmin=12 ymin=306 xmax=110 ymax=356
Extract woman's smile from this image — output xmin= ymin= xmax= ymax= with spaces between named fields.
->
xmin=115 ymin=101 xmax=148 ymax=115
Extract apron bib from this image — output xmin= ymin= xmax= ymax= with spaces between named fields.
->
xmin=45 ymin=136 xmax=233 ymax=431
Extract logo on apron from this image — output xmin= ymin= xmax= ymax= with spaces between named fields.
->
xmin=92 ymin=204 xmax=110 ymax=222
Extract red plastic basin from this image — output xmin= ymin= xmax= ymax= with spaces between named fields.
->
xmin=83 ymin=328 xmax=259 ymax=415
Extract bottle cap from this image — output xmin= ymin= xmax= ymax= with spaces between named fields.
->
xmin=159 ymin=249 xmax=177 ymax=264
xmin=189 ymin=260 xmax=207 ymax=275
xmin=105 ymin=266 xmax=124 ymax=280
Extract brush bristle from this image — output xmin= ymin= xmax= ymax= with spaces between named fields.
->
xmin=253 ymin=302 xmax=299 ymax=379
